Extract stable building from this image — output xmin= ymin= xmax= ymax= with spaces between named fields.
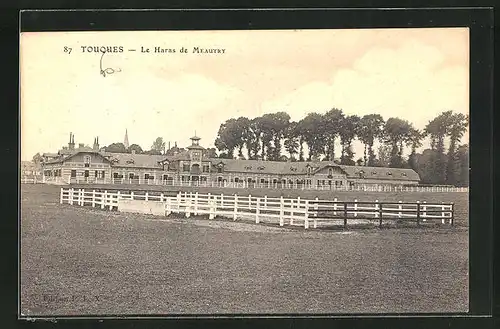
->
xmin=41 ymin=133 xmax=421 ymax=187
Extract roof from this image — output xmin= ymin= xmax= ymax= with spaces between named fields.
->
xmin=190 ymin=135 xmax=201 ymax=140
xmin=101 ymin=152 xmax=165 ymax=169
xmin=44 ymin=150 xmax=111 ymax=165
xmin=338 ymin=165 xmax=420 ymax=181
xmin=209 ymin=159 xmax=420 ymax=181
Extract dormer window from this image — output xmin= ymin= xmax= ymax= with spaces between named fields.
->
xmin=386 ymin=172 xmax=393 ymax=176
xmin=244 ymin=166 xmax=253 ymax=170
xmin=328 ymin=168 xmax=333 ymax=176
xmin=307 ymin=166 xmax=312 ymax=175
xmin=402 ymin=172 xmax=407 ymax=177
xmin=372 ymin=171 xmax=377 ymax=175
xmin=290 ymin=167 xmax=297 ymax=172
xmin=257 ymin=166 xmax=265 ymax=170
xmin=84 ymin=155 xmax=91 ymax=167
xmin=126 ymin=159 xmax=135 ymax=164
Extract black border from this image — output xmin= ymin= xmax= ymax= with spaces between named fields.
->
xmin=9 ymin=6 xmax=494 ymax=329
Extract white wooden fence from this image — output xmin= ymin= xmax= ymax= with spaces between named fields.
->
xmin=59 ymin=188 xmax=455 ymax=229
xmin=59 ymin=176 xmax=469 ymax=193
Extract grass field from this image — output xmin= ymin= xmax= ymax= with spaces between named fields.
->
xmin=21 ymin=184 xmax=468 ymax=315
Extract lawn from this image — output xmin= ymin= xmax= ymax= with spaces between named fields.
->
xmin=20 ymin=184 xmax=468 ymax=315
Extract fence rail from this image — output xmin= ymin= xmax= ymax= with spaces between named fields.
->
xmin=59 ymin=187 xmax=454 ymax=229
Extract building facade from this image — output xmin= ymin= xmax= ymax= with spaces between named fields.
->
xmin=41 ymin=133 xmax=421 ymax=187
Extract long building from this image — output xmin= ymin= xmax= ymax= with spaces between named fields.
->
xmin=41 ymin=133 xmax=421 ymax=187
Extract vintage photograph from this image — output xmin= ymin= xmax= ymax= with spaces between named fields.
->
xmin=20 ymin=28 xmax=469 ymax=315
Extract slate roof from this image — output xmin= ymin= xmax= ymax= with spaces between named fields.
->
xmin=210 ymin=159 xmax=420 ymax=181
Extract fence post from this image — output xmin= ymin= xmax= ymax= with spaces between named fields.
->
xmin=279 ymin=196 xmax=284 ymax=226
xmin=450 ymin=203 xmax=454 ymax=225
xmin=248 ymin=195 xmax=252 ymax=210
xmin=374 ymin=200 xmax=379 ymax=218
xmin=441 ymin=203 xmax=445 ymax=224
xmin=379 ymin=202 xmax=383 ymax=227
xmin=255 ymin=197 xmax=261 ymax=224
xmin=333 ymin=198 xmax=338 ymax=216
xmin=354 ymin=199 xmax=358 ymax=217
xmin=416 ymin=201 xmax=420 ymax=226
xmin=220 ymin=193 xmax=224 ymax=208
xmin=101 ymin=191 xmax=106 ymax=209
xmin=343 ymin=202 xmax=348 ymax=228
xmin=60 ymin=188 xmax=63 ymax=204
xmin=194 ymin=192 xmax=199 ymax=216
xmin=314 ymin=197 xmax=319 ymax=218
xmin=398 ymin=201 xmax=402 ymax=219
xmin=91 ymin=190 xmax=96 ymax=207
xmin=185 ymin=196 xmax=191 ymax=218
xmin=290 ymin=197 xmax=296 ymax=225
xmin=233 ymin=194 xmax=238 ymax=221
xmin=264 ymin=195 xmax=268 ymax=209
xmin=304 ymin=200 xmax=309 ymax=229
xmin=422 ymin=201 xmax=427 ymax=222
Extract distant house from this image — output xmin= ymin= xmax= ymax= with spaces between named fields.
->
xmin=41 ymin=133 xmax=420 ymax=187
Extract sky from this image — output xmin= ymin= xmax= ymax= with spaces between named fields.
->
xmin=20 ymin=28 xmax=469 ymax=161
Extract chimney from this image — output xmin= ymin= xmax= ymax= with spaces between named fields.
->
xmin=93 ymin=136 xmax=100 ymax=151
xmin=69 ymin=132 xmax=75 ymax=150
xmin=168 ymin=141 xmax=171 ymax=150
xmin=78 ymin=143 xmax=84 ymax=149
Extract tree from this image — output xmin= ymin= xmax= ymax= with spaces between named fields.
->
xmin=383 ymin=117 xmax=412 ymax=168
xmin=455 ymin=144 xmax=469 ymax=187
xmin=284 ymin=121 xmax=300 ymax=161
xmin=128 ymin=144 xmax=143 ymax=154
xmin=233 ymin=117 xmax=251 ymax=158
xmin=445 ymin=113 xmax=468 ymax=185
xmin=204 ymin=147 xmax=218 ymax=158
xmin=357 ymin=114 xmax=385 ymax=166
xmin=246 ymin=118 xmax=263 ymax=160
xmin=32 ymin=152 xmax=43 ymax=165
xmin=104 ymin=143 xmax=127 ymax=153
xmin=405 ymin=128 xmax=425 ymax=171
xmin=215 ymin=119 xmax=240 ymax=158
xmin=424 ymin=111 xmax=454 ymax=184
xmin=300 ymin=113 xmax=325 ymax=161
xmin=339 ymin=115 xmax=361 ymax=165
xmin=267 ymin=112 xmax=291 ymax=161
xmin=323 ymin=108 xmax=344 ymax=161
xmin=150 ymin=137 xmax=166 ymax=155
xmin=374 ymin=145 xmax=391 ymax=167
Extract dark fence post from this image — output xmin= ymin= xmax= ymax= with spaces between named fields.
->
xmin=416 ymin=202 xmax=420 ymax=226
xmin=344 ymin=202 xmax=348 ymax=228
xmin=451 ymin=202 xmax=455 ymax=226
xmin=379 ymin=202 xmax=383 ymax=228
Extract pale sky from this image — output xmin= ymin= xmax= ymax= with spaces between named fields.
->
xmin=20 ymin=28 xmax=469 ymax=161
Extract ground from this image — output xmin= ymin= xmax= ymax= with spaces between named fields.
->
xmin=20 ymin=184 xmax=468 ymax=315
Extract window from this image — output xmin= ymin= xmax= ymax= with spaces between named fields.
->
xmin=234 ymin=177 xmax=239 ymax=183
xmin=84 ymin=170 xmax=89 ymax=178
xmin=328 ymin=168 xmax=333 ymax=176
xmin=129 ymin=173 xmax=135 ymax=179
xmin=372 ymin=171 xmax=377 ymax=175
xmin=71 ymin=170 xmax=76 ymax=178
xmin=217 ymin=167 xmax=223 ymax=173
xmin=203 ymin=165 xmax=210 ymax=172
xmin=84 ymin=155 xmax=91 ymax=167
xmin=96 ymin=171 xmax=105 ymax=179
xmin=260 ymin=178 xmax=265 ymax=183
xmin=183 ymin=164 xmax=190 ymax=172
xmin=386 ymin=172 xmax=393 ymax=176
xmin=163 ymin=175 xmax=169 ymax=180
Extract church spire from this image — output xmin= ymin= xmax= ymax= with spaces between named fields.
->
xmin=124 ymin=129 xmax=129 ymax=149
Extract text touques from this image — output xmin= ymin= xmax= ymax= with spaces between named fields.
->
xmin=80 ymin=46 xmax=226 ymax=54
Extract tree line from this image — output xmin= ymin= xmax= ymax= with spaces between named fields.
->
xmin=214 ymin=109 xmax=469 ymax=186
